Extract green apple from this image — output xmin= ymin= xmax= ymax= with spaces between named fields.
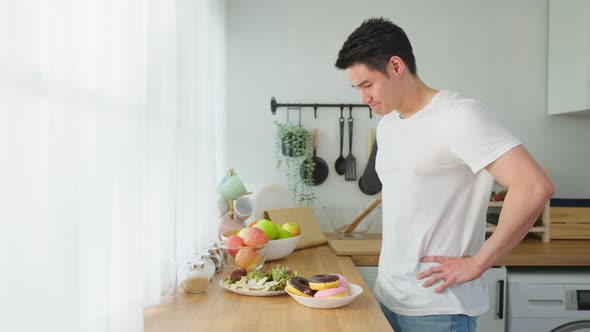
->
xmin=254 ymin=219 xmax=278 ymax=240
xmin=277 ymin=228 xmax=292 ymax=239
xmin=282 ymin=222 xmax=301 ymax=237
xmin=276 ymin=223 xmax=282 ymax=235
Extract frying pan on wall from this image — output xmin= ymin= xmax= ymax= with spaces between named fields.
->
xmin=300 ymin=128 xmax=329 ymax=186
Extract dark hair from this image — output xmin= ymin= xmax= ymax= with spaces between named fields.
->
xmin=335 ymin=17 xmax=417 ymax=76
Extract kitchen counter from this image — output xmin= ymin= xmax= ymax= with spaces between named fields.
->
xmin=144 ymin=245 xmax=393 ymax=332
xmin=327 ymin=234 xmax=590 ymax=266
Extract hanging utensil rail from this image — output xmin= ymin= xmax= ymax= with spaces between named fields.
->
xmin=270 ymin=97 xmax=374 ymax=119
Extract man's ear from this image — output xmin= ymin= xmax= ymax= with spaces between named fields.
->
xmin=388 ymin=56 xmax=404 ymax=76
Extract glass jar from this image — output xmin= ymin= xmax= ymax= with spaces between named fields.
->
xmin=206 ymin=242 xmax=222 ymax=274
xmin=182 ymin=261 xmax=209 ymax=294
xmin=198 ymin=252 xmax=215 ymax=280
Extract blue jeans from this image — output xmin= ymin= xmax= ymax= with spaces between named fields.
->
xmin=379 ymin=303 xmax=478 ymax=332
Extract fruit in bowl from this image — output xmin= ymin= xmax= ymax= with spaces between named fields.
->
xmin=234 ymin=247 xmax=261 ymax=271
xmin=219 ymin=229 xmax=269 ymax=272
xmin=239 ymin=227 xmax=269 ymax=246
xmin=253 ymin=219 xmax=279 ymax=240
xmin=281 ymin=222 xmax=301 ymax=236
xmin=221 ymin=219 xmax=301 ymax=261
xmin=224 ymin=235 xmax=244 ymax=256
xmin=219 ymin=241 xmax=268 ymax=272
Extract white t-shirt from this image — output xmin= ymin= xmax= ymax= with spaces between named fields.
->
xmin=374 ymin=90 xmax=521 ymax=316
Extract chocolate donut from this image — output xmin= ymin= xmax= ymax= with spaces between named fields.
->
xmin=286 ymin=277 xmax=316 ymax=297
xmin=308 ymin=274 xmax=340 ymax=290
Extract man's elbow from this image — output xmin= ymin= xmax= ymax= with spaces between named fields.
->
xmin=545 ymin=181 xmax=555 ymax=200
xmin=536 ymin=177 xmax=555 ymax=203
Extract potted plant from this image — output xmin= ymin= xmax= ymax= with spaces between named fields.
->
xmin=275 ymin=122 xmax=315 ymax=206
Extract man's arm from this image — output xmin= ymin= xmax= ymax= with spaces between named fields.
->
xmin=473 ymin=145 xmax=554 ymax=269
xmin=418 ymin=145 xmax=554 ymax=292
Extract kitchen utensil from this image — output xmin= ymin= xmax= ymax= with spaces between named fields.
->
xmin=300 ymin=128 xmax=329 ymax=186
xmin=344 ymin=197 xmax=382 ymax=234
xmin=358 ymin=128 xmax=374 ymax=193
xmin=334 ymin=107 xmax=346 ymax=175
xmin=344 ymin=109 xmax=356 ymax=181
xmin=322 ymin=205 xmax=381 ymax=239
xmin=359 ymin=132 xmax=382 ymax=195
xmin=367 ymin=128 xmax=373 ymax=159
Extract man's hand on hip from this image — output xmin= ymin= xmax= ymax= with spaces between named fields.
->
xmin=417 ymin=255 xmax=486 ymax=293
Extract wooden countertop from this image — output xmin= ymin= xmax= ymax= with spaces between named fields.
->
xmin=327 ymin=234 xmax=590 ymax=266
xmin=144 ymin=245 xmax=393 ymax=332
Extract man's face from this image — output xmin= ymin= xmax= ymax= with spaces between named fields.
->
xmin=346 ymin=62 xmax=400 ymax=116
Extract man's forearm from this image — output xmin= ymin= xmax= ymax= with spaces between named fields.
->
xmin=474 ymin=183 xmax=552 ymax=271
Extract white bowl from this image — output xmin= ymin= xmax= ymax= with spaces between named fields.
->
xmin=220 ymin=230 xmax=301 ymax=261
xmin=266 ymin=234 xmax=301 ymax=261
xmin=286 ymin=283 xmax=363 ymax=309
xmin=320 ymin=206 xmax=381 ymax=239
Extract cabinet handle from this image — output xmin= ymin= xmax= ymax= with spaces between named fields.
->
xmin=497 ymin=280 xmax=504 ymax=320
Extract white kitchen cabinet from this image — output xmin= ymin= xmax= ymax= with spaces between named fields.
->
xmin=479 ymin=266 xmax=507 ymax=332
xmin=547 ymin=0 xmax=590 ymax=115
xmin=357 ymin=266 xmax=378 ymax=298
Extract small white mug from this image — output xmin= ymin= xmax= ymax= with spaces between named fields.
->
xmin=234 ymin=196 xmax=254 ymax=222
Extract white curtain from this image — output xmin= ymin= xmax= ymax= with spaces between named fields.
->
xmin=0 ymin=1 xmax=225 ymax=331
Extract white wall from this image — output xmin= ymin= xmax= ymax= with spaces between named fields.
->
xmin=224 ymin=0 xmax=590 ymax=223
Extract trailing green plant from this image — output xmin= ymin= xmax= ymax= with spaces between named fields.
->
xmin=275 ymin=122 xmax=315 ymax=206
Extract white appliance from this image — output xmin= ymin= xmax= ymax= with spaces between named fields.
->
xmin=508 ymin=268 xmax=590 ymax=332
xmin=479 ymin=267 xmax=508 ymax=332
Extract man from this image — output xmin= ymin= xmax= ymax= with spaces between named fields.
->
xmin=335 ymin=18 xmax=554 ymax=332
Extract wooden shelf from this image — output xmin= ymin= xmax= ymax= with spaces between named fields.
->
xmin=485 ymin=225 xmax=547 ymax=232
xmin=486 ymin=200 xmax=551 ymax=242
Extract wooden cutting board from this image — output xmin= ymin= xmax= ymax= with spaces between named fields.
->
xmin=263 ymin=207 xmax=327 ymax=249
xmin=328 ymin=239 xmax=382 ymax=256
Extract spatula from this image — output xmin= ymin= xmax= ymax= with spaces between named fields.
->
xmin=344 ymin=197 xmax=382 ymax=234
xmin=344 ymin=109 xmax=356 ymax=181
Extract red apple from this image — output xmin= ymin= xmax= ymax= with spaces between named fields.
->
xmin=234 ymin=247 xmax=261 ymax=271
xmin=240 ymin=227 xmax=269 ymax=246
xmin=224 ymin=235 xmax=244 ymax=257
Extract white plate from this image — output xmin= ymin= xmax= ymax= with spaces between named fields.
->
xmin=286 ymin=283 xmax=363 ymax=309
xmin=218 ymin=279 xmax=286 ymax=297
